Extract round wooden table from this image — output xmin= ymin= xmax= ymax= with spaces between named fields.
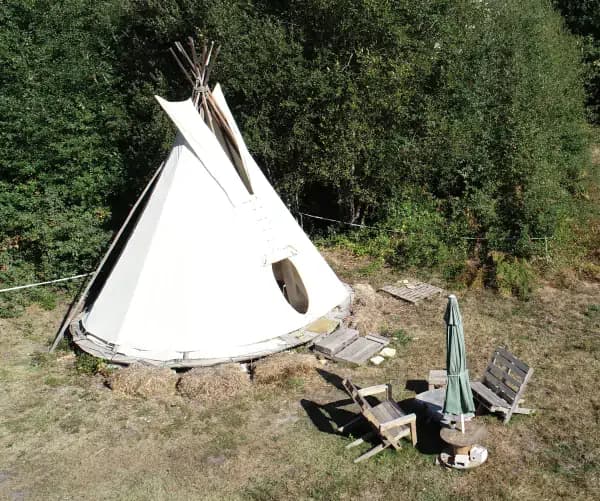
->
xmin=415 ymin=388 xmax=475 ymax=425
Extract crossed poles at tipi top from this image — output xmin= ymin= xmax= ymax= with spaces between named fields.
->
xmin=169 ymin=37 xmax=253 ymax=194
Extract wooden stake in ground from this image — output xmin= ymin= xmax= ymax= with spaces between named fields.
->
xmin=49 ymin=162 xmax=166 ymax=352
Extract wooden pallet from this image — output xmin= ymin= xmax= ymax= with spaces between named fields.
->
xmin=314 ymin=330 xmax=389 ymax=365
xmin=333 ymin=334 xmax=390 ymax=365
xmin=379 ymin=282 xmax=444 ymax=304
xmin=314 ymin=328 xmax=359 ymax=356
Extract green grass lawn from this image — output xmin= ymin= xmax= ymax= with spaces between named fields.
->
xmin=0 ymin=254 xmax=599 ymax=500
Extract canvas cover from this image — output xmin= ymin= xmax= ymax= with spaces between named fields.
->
xmin=443 ymin=295 xmax=476 ymax=416
xmin=78 ymin=86 xmax=349 ymax=363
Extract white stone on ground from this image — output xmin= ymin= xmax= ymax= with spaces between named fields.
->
xmin=380 ymin=347 xmax=396 ymax=358
xmin=370 ymin=355 xmax=385 ymax=366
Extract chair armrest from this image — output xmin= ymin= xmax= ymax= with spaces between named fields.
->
xmin=357 ymin=384 xmax=390 ymax=398
xmin=379 ymin=413 xmax=416 ymax=431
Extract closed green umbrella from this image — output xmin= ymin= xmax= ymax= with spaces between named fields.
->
xmin=443 ymin=295 xmax=476 ymax=428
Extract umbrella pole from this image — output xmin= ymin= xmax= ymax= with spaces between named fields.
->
xmin=461 ymin=414 xmax=465 ymax=434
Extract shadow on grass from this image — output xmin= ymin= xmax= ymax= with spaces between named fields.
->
xmin=405 ymin=379 xmax=429 ymax=394
xmin=301 ymin=399 xmax=366 ymax=435
xmin=300 ymin=398 xmax=382 ymax=456
xmin=315 ymin=368 xmax=346 ymax=391
xmin=398 ymin=397 xmax=445 ymax=455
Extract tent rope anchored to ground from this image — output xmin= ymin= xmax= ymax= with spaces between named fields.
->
xmin=51 ymin=37 xmax=350 ymax=366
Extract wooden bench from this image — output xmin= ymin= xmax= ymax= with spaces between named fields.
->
xmin=427 ymin=346 xmax=535 ymax=424
xmin=472 ymin=347 xmax=534 ymax=424
xmin=339 ymin=379 xmax=417 ymax=463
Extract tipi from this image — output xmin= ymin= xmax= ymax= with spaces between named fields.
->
xmin=52 ymin=39 xmax=350 ymax=366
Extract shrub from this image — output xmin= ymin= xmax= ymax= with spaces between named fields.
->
xmin=0 ymin=0 xmax=126 ymax=288
xmin=490 ymin=251 xmax=537 ymax=300
xmin=382 ymin=192 xmax=469 ymax=269
xmin=553 ymin=0 xmax=600 ymax=123
xmin=0 ymin=0 xmax=591 ymax=294
xmin=75 ymin=353 xmax=106 ymax=375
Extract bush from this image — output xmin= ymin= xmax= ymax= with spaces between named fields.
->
xmin=384 ymin=192 xmax=469 ymax=269
xmin=118 ymin=0 xmax=588 ymax=263
xmin=0 ymin=0 xmax=126 ymax=286
xmin=490 ymin=251 xmax=537 ymax=300
xmin=0 ymin=0 xmax=591 ymax=294
xmin=553 ymin=0 xmax=600 ymax=123
xmin=75 ymin=353 xmax=106 ymax=375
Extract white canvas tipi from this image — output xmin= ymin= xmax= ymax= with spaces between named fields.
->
xmin=57 ymin=42 xmax=349 ymax=366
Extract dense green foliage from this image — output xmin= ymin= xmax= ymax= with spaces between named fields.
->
xmin=0 ymin=0 xmax=592 ymax=302
xmin=554 ymin=0 xmax=600 ymax=123
xmin=0 ymin=0 xmax=127 ymax=287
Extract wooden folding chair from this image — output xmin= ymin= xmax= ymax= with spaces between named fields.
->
xmin=339 ymin=378 xmax=417 ymax=463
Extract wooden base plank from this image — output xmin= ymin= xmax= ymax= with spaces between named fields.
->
xmin=354 ymin=442 xmax=388 ymax=463
xmin=305 ymin=317 xmax=340 ymax=335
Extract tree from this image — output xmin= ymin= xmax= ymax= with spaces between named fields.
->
xmin=0 ymin=0 xmax=127 ymax=286
xmin=554 ymin=0 xmax=600 ymax=123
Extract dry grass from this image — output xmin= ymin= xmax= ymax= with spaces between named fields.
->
xmin=107 ymin=365 xmax=178 ymax=399
xmin=177 ymin=364 xmax=250 ymax=400
xmin=348 ymin=282 xmax=405 ymax=335
xmin=349 ymin=283 xmax=385 ymax=334
xmin=253 ymin=352 xmax=320 ymax=385
xmin=0 ymin=252 xmax=599 ymax=500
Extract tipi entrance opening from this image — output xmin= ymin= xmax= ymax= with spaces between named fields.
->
xmin=272 ymin=258 xmax=309 ymax=314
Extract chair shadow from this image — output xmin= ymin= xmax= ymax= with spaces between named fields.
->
xmin=405 ymin=379 xmax=429 ymax=394
xmin=300 ymin=399 xmax=364 ymax=435
xmin=303 ymin=368 xmax=374 ymax=443
xmin=398 ymin=397 xmax=445 ymax=455
xmin=315 ymin=368 xmax=346 ymax=392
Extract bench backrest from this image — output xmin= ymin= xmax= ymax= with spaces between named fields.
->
xmin=342 ymin=378 xmax=377 ymax=422
xmin=482 ymin=346 xmax=533 ymax=405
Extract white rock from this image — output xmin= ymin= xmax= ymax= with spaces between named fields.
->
xmin=380 ymin=347 xmax=396 ymax=358
xmin=370 ymin=355 xmax=385 ymax=366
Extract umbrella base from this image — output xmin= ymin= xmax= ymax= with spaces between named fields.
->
xmin=439 ymin=421 xmax=487 ymax=469
xmin=438 ymin=445 xmax=488 ymax=469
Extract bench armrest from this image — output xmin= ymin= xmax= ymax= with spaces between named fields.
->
xmin=357 ymin=384 xmax=390 ymax=398
xmin=379 ymin=413 xmax=416 ymax=431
